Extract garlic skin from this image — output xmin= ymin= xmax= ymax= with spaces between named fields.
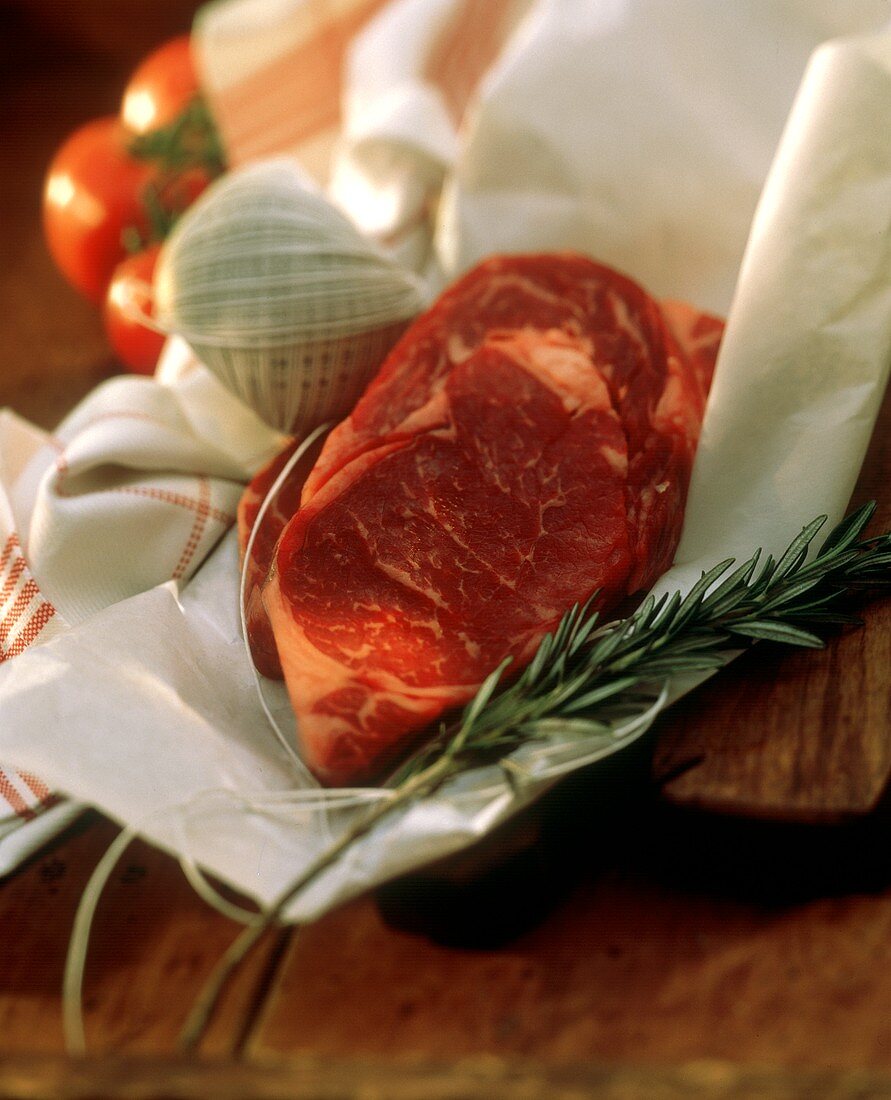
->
xmin=155 ymin=158 xmax=427 ymax=435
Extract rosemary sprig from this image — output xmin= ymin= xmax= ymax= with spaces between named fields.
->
xmin=390 ymin=501 xmax=887 ymax=783
xmin=179 ymin=501 xmax=891 ymax=1051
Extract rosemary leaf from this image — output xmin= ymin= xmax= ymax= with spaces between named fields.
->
xmin=560 ymin=676 xmax=641 ymax=714
xmin=818 ymin=500 xmax=876 ymax=554
xmin=771 ymin=516 xmax=827 ymax=581
xmin=728 ymin=621 xmax=825 ymax=647
xmin=701 ymin=551 xmax=762 ymax=610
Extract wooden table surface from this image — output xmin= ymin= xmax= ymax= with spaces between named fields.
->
xmin=2 ymin=4 xmax=891 ymax=1097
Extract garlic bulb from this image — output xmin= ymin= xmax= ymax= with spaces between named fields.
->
xmin=154 ymin=158 xmax=427 ymax=434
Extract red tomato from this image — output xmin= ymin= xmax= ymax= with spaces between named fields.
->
xmin=157 ymin=165 xmax=213 ymax=217
xmin=103 ymin=246 xmax=167 ymax=375
xmin=121 ymin=35 xmax=200 ymax=135
xmin=43 ymin=117 xmax=155 ymax=304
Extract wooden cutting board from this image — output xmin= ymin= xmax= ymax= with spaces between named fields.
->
xmin=652 ymin=379 xmax=891 ymax=823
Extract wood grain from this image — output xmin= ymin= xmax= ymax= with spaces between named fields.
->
xmin=250 ymin=870 xmax=891 ymax=1072
xmin=0 ymin=815 xmax=285 ymax=1058
xmin=654 ymin=381 xmax=891 ymax=821
xmin=2 ymin=0 xmax=891 ymax=1088
xmin=2 ymin=1053 xmax=891 ymax=1100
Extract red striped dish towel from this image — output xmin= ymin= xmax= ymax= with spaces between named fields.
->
xmin=0 ymin=343 xmax=283 ymax=875
xmin=0 ymin=527 xmax=83 ymax=871
xmin=196 ymin=0 xmax=888 ymax=314
xmin=0 ymin=411 xmax=78 ymax=871
xmin=194 ymin=0 xmax=395 ymax=181
xmin=194 ymin=0 xmax=526 ymax=271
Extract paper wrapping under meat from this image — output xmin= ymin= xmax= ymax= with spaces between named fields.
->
xmin=0 ymin=18 xmax=890 ymax=920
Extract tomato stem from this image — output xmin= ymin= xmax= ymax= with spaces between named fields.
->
xmin=128 ymin=95 xmax=226 ymax=176
xmin=123 ymin=95 xmax=227 ymax=250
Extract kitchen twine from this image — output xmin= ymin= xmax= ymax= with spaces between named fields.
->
xmin=61 ymin=427 xmax=393 ymax=1055
xmin=61 ymin=431 xmax=669 ymax=1055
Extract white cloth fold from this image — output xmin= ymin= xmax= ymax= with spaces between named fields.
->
xmin=0 ymin=341 xmax=282 ymax=874
xmin=24 ymin=345 xmax=283 ymax=626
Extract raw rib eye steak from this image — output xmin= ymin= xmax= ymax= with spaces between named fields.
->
xmin=249 ymin=254 xmax=722 ymax=786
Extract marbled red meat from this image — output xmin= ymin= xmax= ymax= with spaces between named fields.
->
xmin=247 ymin=254 xmax=722 ymax=786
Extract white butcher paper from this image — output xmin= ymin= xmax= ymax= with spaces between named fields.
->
xmin=1 ymin=8 xmax=891 ymax=920
xmin=654 ymin=30 xmax=891 ymax=598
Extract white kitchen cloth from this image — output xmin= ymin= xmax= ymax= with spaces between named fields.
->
xmin=0 ymin=342 xmax=283 ymax=875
